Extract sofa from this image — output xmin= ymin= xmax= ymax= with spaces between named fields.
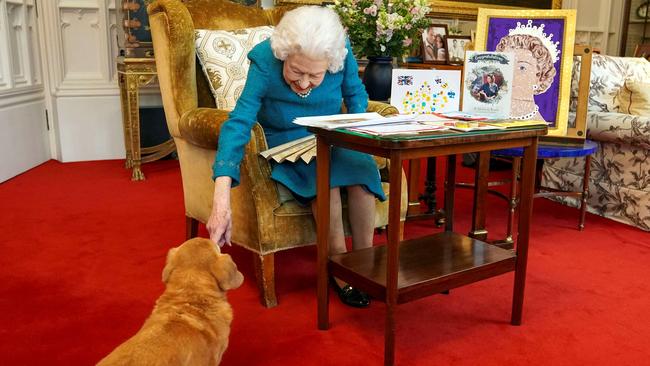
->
xmin=543 ymin=54 xmax=650 ymax=231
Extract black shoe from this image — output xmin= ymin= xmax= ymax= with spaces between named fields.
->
xmin=330 ymin=277 xmax=370 ymax=308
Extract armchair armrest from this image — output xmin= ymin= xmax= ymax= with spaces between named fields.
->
xmin=367 ymin=100 xmax=399 ymax=116
xmin=586 ymin=112 xmax=650 ymax=150
xmin=178 ymin=108 xmax=230 ymax=150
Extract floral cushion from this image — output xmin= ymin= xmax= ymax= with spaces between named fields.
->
xmin=569 ymin=54 xmax=650 ymax=113
xmin=195 ymin=26 xmax=274 ymax=111
xmin=617 ymin=80 xmax=650 ymax=116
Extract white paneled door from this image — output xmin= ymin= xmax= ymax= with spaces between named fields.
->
xmin=0 ymin=0 xmax=49 ymax=182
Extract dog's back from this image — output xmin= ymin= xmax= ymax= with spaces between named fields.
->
xmin=97 ymin=238 xmax=243 ymax=366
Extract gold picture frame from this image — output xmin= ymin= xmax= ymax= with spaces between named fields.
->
xmin=474 ymin=8 xmax=576 ymax=137
xmin=429 ymin=0 xmax=563 ymax=21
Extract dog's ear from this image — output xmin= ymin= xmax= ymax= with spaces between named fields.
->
xmin=162 ymin=247 xmax=179 ymax=283
xmin=210 ymin=253 xmax=244 ymax=291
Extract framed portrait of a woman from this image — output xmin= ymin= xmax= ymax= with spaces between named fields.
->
xmin=474 ymin=8 xmax=576 ymax=137
xmin=421 ymin=24 xmax=449 ymax=64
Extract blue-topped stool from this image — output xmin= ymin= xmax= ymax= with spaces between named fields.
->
xmin=493 ymin=140 xmax=598 ymax=241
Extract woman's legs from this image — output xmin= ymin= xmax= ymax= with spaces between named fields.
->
xmin=346 ymin=185 xmax=376 ymax=251
xmin=310 ymin=185 xmax=375 ymax=307
xmin=311 ymin=187 xmax=346 ymax=256
xmin=310 ymin=185 xmax=375 ymax=253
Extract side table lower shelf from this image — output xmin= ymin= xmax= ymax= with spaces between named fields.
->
xmin=329 ymin=232 xmax=516 ymax=304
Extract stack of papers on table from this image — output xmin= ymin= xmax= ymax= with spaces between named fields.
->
xmin=483 ymin=120 xmax=549 ymax=128
xmin=436 ymin=111 xmax=497 ymax=121
xmin=293 ymin=112 xmax=415 ymax=130
xmin=347 ymin=123 xmax=449 ymax=136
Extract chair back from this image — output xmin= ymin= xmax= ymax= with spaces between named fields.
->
xmin=148 ymin=0 xmax=294 ymax=129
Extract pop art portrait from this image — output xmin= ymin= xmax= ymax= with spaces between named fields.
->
xmin=474 ymin=9 xmax=576 ymax=137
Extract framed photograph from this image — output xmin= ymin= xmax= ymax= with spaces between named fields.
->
xmin=474 ymin=8 xmax=576 ymax=137
xmin=634 ymin=43 xmax=650 ymax=60
xmin=446 ymin=36 xmax=471 ymax=65
xmin=421 ymin=24 xmax=449 ymax=64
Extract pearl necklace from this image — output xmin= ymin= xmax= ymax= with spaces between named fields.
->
xmin=509 ymin=105 xmax=539 ymax=120
xmin=295 ymin=88 xmax=312 ymax=99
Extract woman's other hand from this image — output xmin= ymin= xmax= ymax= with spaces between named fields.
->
xmin=207 ymin=176 xmax=233 ymax=247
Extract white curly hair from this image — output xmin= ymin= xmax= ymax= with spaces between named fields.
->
xmin=270 ymin=6 xmax=348 ymax=73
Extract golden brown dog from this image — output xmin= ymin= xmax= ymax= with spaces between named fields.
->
xmin=97 ymin=238 xmax=244 ymax=366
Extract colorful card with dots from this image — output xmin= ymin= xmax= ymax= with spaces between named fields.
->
xmin=390 ymin=69 xmax=461 ymax=115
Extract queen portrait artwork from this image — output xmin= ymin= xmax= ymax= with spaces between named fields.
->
xmin=485 ymin=18 xmax=564 ymax=124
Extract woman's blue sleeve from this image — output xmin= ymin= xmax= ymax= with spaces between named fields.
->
xmin=212 ymin=56 xmax=269 ymax=187
xmin=341 ymin=41 xmax=369 ymax=114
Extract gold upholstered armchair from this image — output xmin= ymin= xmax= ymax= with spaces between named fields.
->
xmin=148 ymin=0 xmax=407 ymax=307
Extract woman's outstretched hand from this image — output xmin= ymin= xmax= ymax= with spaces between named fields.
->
xmin=207 ymin=177 xmax=233 ymax=247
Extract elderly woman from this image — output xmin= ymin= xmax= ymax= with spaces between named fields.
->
xmin=496 ymin=33 xmax=557 ymax=121
xmin=206 ymin=6 xmax=382 ymax=308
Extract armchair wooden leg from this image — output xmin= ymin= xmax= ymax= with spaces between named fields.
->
xmin=186 ymin=216 xmax=198 ymax=240
xmin=254 ymin=253 xmax=278 ymax=308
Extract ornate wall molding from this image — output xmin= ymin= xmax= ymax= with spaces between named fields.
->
xmin=0 ymin=0 xmax=41 ymax=92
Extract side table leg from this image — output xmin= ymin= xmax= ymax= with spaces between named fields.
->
xmin=385 ymin=150 xmax=403 ymax=366
xmin=316 ymin=137 xmax=331 ymax=330
xmin=506 ymin=157 xmax=522 ymax=244
xmin=126 ymin=74 xmax=145 ymax=181
xmin=469 ymin=151 xmax=489 ymax=240
xmin=579 ymin=155 xmax=592 ymax=231
xmin=512 ymin=139 xmax=538 ymax=325
xmin=406 ymin=159 xmax=422 ymax=217
xmin=421 ymin=157 xmax=437 ymax=213
xmin=444 ymin=155 xmax=456 ymax=232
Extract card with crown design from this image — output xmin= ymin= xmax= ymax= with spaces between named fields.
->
xmin=474 ymin=8 xmax=577 ymax=138
xmin=462 ymin=51 xmax=514 ymax=119
xmin=390 ymin=69 xmax=461 ymax=114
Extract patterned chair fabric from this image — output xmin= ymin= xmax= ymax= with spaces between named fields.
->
xmin=543 ymin=54 xmax=650 ymax=231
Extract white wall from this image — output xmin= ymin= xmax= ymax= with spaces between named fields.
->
xmin=37 ymin=0 xmax=127 ymax=162
xmin=0 ymin=0 xmax=49 ymax=182
xmin=564 ymin=0 xmax=626 ymax=55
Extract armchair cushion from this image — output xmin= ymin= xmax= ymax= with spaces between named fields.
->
xmin=617 ymin=80 xmax=650 ymax=116
xmin=195 ymin=26 xmax=274 ymax=110
xmin=569 ymin=54 xmax=650 ymax=113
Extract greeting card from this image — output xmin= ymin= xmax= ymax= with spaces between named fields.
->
xmin=390 ymin=69 xmax=461 ymax=114
xmin=462 ymin=51 xmax=514 ymax=118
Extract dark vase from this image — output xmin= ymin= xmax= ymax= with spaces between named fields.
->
xmin=362 ymin=56 xmax=394 ymax=101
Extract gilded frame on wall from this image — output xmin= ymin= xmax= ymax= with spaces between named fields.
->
xmin=429 ymin=0 xmax=562 ymax=21
xmin=474 ymin=8 xmax=576 ymax=137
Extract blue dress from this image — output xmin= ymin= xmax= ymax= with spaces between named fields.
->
xmin=212 ymin=39 xmax=386 ymax=203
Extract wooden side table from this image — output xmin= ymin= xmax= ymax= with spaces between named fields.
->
xmin=117 ymin=56 xmax=175 ymax=180
xmin=313 ymin=126 xmax=546 ymax=366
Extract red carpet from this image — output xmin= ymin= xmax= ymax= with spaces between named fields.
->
xmin=1 ymin=159 xmax=648 ymax=365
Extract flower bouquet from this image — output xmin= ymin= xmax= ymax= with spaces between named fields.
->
xmin=333 ymin=0 xmax=431 ymax=58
